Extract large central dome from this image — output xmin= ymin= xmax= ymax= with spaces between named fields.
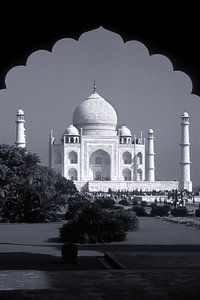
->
xmin=73 ymin=91 xmax=118 ymax=136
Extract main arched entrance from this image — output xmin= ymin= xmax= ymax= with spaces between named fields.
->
xmin=89 ymin=149 xmax=111 ymax=181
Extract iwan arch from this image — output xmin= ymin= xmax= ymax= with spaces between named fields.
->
xmin=46 ymin=84 xmax=192 ymax=192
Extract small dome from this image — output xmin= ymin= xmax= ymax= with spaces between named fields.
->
xmin=17 ymin=108 xmax=24 ymax=115
xmin=119 ymin=125 xmax=132 ymax=136
xmin=64 ymin=125 xmax=79 ymax=136
xmin=148 ymin=129 xmax=154 ymax=134
xmin=182 ymin=112 xmax=189 ymax=118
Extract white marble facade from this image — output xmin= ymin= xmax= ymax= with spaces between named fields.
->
xmin=49 ymin=87 xmax=191 ymax=192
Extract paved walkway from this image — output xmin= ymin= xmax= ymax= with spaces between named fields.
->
xmin=1 ymin=269 xmax=200 ymax=299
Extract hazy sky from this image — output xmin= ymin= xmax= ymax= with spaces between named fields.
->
xmin=0 ymin=27 xmax=199 ymax=186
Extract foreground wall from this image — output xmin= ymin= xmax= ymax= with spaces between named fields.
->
xmin=75 ymin=180 xmax=179 ymax=192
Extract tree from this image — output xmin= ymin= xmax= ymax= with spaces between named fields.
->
xmin=0 ymin=144 xmax=77 ymax=222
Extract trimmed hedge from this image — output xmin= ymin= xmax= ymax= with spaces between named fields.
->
xmin=141 ymin=201 xmax=147 ymax=207
xmin=150 ymin=206 xmax=170 ymax=217
xmin=132 ymin=206 xmax=147 ymax=216
xmin=94 ymin=198 xmax=115 ymax=209
xmin=195 ymin=209 xmax=200 ymax=217
xmin=171 ymin=207 xmax=187 ymax=217
xmin=118 ymin=199 xmax=130 ymax=206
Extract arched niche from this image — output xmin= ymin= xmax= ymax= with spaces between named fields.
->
xmin=68 ymin=151 xmax=77 ymax=164
xmin=137 ymin=152 xmax=142 ymax=164
xmin=68 ymin=168 xmax=77 ymax=181
xmin=122 ymin=168 xmax=131 ymax=181
xmin=123 ymin=151 xmax=131 ymax=164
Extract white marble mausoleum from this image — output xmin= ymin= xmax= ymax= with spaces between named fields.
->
xmin=46 ymin=85 xmax=192 ymax=192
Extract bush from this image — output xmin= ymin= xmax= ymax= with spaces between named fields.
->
xmin=60 ymin=203 xmax=138 ymax=244
xmin=65 ymin=196 xmax=90 ymax=221
xmin=94 ymin=198 xmax=115 ymax=209
xmin=150 ymin=206 xmax=170 ymax=217
xmin=132 ymin=206 xmax=147 ymax=216
xmin=195 ymin=209 xmax=200 ymax=217
xmin=141 ymin=201 xmax=147 ymax=207
xmin=132 ymin=200 xmax=140 ymax=206
xmin=60 ymin=222 xmax=86 ymax=243
xmin=117 ymin=208 xmax=138 ymax=231
xmin=118 ymin=199 xmax=130 ymax=206
xmin=163 ymin=204 xmax=171 ymax=210
xmin=171 ymin=207 xmax=187 ymax=217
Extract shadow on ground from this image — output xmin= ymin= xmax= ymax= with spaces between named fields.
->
xmin=0 ymin=252 xmax=106 ymax=271
xmin=2 ymin=249 xmax=200 ymax=299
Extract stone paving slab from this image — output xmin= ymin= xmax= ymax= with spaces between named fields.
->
xmin=0 ymin=270 xmax=200 ymax=299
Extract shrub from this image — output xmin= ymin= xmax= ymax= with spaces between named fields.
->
xmin=132 ymin=200 xmax=139 ymax=206
xmin=65 ymin=196 xmax=90 ymax=221
xmin=141 ymin=201 xmax=147 ymax=207
xmin=132 ymin=206 xmax=147 ymax=216
xmin=94 ymin=198 xmax=115 ymax=209
xmin=118 ymin=199 xmax=130 ymax=206
xmin=116 ymin=208 xmax=138 ymax=231
xmin=60 ymin=203 xmax=138 ymax=244
xmin=150 ymin=206 xmax=170 ymax=217
xmin=195 ymin=209 xmax=200 ymax=217
xmin=60 ymin=222 xmax=86 ymax=243
xmin=163 ymin=204 xmax=171 ymax=210
xmin=171 ymin=207 xmax=187 ymax=217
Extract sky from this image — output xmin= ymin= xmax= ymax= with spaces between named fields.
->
xmin=0 ymin=27 xmax=199 ymax=186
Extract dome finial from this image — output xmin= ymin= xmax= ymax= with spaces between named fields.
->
xmin=93 ymin=80 xmax=96 ymax=93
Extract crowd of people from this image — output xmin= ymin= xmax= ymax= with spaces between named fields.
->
xmin=80 ymin=188 xmax=195 ymax=209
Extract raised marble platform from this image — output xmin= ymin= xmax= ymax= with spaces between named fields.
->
xmin=75 ymin=180 xmax=179 ymax=192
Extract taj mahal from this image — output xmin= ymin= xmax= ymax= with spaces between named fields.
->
xmin=15 ymin=83 xmax=192 ymax=192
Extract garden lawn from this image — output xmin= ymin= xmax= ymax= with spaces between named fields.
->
xmin=121 ymin=217 xmax=200 ymax=244
xmin=1 ymin=217 xmax=200 ymax=256
xmin=0 ymin=222 xmax=64 ymax=256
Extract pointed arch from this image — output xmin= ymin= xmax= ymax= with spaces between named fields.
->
xmin=123 ymin=151 xmax=131 ymax=164
xmin=122 ymin=168 xmax=131 ymax=181
xmin=68 ymin=151 xmax=77 ymax=164
xmin=137 ymin=169 xmax=142 ymax=181
xmin=89 ymin=149 xmax=111 ymax=181
xmin=68 ymin=168 xmax=77 ymax=181
xmin=137 ymin=152 xmax=142 ymax=164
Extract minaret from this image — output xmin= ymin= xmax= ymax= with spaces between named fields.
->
xmin=179 ymin=112 xmax=192 ymax=191
xmin=49 ymin=129 xmax=55 ymax=168
xmin=146 ymin=129 xmax=155 ymax=181
xmin=15 ymin=108 xmax=26 ymax=148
